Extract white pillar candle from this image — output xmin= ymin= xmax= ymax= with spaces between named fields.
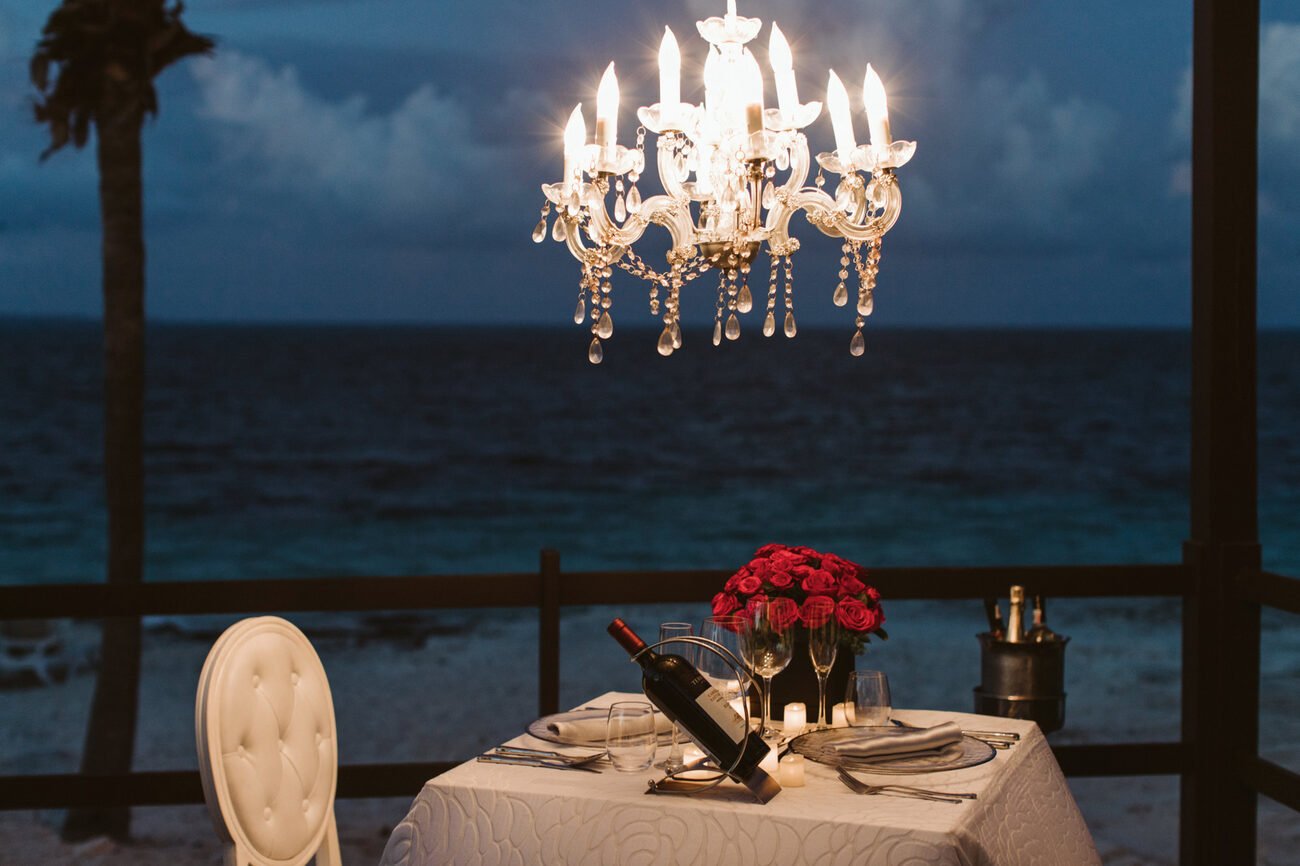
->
xmin=783 ymin=702 xmax=806 ymax=737
xmin=682 ymin=745 xmax=706 ymax=766
xmin=741 ymin=50 xmax=765 ymax=136
xmin=832 ymin=702 xmax=850 ymax=728
xmin=760 ymin=747 xmax=779 ymax=777
xmin=562 ymin=104 xmax=585 ymax=187
xmin=779 ymin=753 xmax=805 ymax=787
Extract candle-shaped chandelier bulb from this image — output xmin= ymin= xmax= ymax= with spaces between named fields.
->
xmin=659 ymin=27 xmax=681 ymax=109
xmin=826 ymin=69 xmax=856 ymax=159
xmin=596 ymin=62 xmax=619 ymax=150
xmin=726 ymin=0 xmax=737 ymax=18
xmin=863 ymin=64 xmax=891 ymax=147
xmin=741 ymin=49 xmax=765 ymax=135
xmin=563 ymin=104 xmax=585 ymax=185
xmin=703 ymin=45 xmax=722 ymax=114
xmin=768 ymin=23 xmax=798 ymax=119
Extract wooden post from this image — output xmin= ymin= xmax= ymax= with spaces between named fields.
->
xmin=539 ymin=549 xmax=561 ymax=717
xmin=1182 ymin=0 xmax=1261 ymax=862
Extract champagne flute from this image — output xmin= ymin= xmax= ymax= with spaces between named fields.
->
xmin=740 ymin=600 xmax=794 ymax=740
xmin=656 ymin=622 xmax=694 ymax=772
xmin=806 ymin=599 xmax=839 ymax=730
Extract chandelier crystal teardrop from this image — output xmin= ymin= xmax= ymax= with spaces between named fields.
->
xmin=536 ymin=0 xmax=916 ymax=363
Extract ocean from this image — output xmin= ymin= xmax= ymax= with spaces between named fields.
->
xmin=3 ymin=320 xmax=1299 ymax=584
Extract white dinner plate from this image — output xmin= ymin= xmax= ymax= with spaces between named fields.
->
xmin=789 ymin=726 xmax=996 ymax=774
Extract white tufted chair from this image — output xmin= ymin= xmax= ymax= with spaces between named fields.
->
xmin=196 ymin=616 xmax=342 ymax=866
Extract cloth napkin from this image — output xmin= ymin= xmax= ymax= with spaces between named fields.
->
xmin=832 ymin=722 xmax=963 ymax=758
xmin=547 ymin=710 xmax=674 ymax=742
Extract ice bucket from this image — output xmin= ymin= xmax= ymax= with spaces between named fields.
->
xmin=973 ymin=631 xmax=1069 ymax=733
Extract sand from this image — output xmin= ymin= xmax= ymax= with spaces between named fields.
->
xmin=1 ymin=599 xmax=1297 ymax=865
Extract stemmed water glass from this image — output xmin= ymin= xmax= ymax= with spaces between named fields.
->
xmin=806 ymin=599 xmax=839 ymax=730
xmin=740 ymin=600 xmax=794 ymax=740
xmin=656 ymin=622 xmax=694 ymax=772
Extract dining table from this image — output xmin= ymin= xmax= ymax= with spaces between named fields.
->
xmin=379 ymin=691 xmax=1100 ymax=866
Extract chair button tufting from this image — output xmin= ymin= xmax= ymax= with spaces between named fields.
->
xmin=302 ymin=799 xmax=310 ymax=812
xmin=263 ymin=807 xmax=272 ymax=821
xmin=291 ymin=671 xmax=300 ymax=685
xmin=315 ymin=733 xmax=323 ymax=745
xmin=238 ymin=745 xmax=246 ymax=757
xmin=252 ymin=674 xmax=260 ymax=687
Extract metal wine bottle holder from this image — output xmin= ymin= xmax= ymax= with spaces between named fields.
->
xmin=631 ymin=634 xmax=763 ymax=798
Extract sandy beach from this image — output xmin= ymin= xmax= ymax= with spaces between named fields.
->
xmin=2 ymin=600 xmax=1297 ymax=865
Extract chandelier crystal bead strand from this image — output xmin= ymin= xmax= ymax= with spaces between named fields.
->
xmin=535 ymin=0 xmax=916 ymax=363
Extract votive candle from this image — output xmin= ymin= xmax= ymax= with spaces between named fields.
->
xmin=761 ymin=748 xmax=779 ymax=777
xmin=832 ymin=702 xmax=850 ymax=728
xmin=783 ymin=702 xmax=806 ymax=737
xmin=779 ymin=754 xmax=805 ymax=787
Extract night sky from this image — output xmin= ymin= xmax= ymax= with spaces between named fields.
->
xmin=0 ymin=0 xmax=1296 ymax=326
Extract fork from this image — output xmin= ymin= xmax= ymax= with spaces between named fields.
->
xmin=835 ymin=768 xmax=973 ymax=803
xmin=494 ymin=746 xmax=609 ymax=767
xmin=478 ymin=753 xmax=602 ymax=773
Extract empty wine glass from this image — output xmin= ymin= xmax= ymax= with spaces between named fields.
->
xmin=656 ymin=622 xmax=694 ymax=772
xmin=740 ymin=600 xmax=795 ymax=740
xmin=806 ymin=599 xmax=839 ymax=730
xmin=699 ymin=616 xmax=747 ymax=698
xmin=606 ymin=701 xmax=657 ymax=771
xmin=845 ymin=670 xmax=892 ymax=726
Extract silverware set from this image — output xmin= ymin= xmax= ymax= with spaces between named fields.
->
xmin=835 ymin=768 xmax=976 ymax=804
xmin=891 ymin=718 xmax=1021 ymax=749
xmin=478 ymin=745 xmax=608 ymax=773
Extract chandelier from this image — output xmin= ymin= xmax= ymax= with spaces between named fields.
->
xmin=534 ymin=0 xmax=916 ymax=363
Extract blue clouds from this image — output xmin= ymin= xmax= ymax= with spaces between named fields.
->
xmin=0 ymin=0 xmax=1294 ymax=324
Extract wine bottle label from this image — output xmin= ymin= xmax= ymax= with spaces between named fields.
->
xmin=695 ymin=686 xmax=747 ymax=744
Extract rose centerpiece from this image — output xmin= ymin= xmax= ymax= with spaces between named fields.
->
xmin=713 ymin=543 xmax=887 ymax=720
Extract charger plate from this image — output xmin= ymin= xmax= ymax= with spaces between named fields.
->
xmin=789 ymin=726 xmax=996 ymax=775
xmin=528 ymin=709 xmax=675 ymax=747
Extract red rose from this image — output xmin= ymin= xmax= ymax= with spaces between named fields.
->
xmin=801 ymin=595 xmax=836 ymax=627
xmin=838 ymin=575 xmax=865 ymax=597
xmin=736 ymin=574 xmax=763 ymax=595
xmin=836 ymin=597 xmax=883 ymax=633
xmin=744 ymin=593 xmax=770 ymax=616
xmin=747 ymin=558 xmax=775 ymax=581
xmin=770 ymin=549 xmax=808 ymax=570
xmin=755 ymin=543 xmax=786 ymax=557
xmin=800 ymin=568 xmax=837 ymax=595
xmin=791 ymin=545 xmax=819 ymax=557
xmin=769 ymin=569 xmax=794 ymax=589
xmin=767 ymin=596 xmax=801 ymax=631
xmin=724 ymin=567 xmax=748 ymax=592
xmin=865 ymin=584 xmax=881 ymax=604
xmin=712 ymin=592 xmax=740 ymax=617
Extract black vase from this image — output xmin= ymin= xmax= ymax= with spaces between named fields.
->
xmin=764 ymin=629 xmax=855 ymax=723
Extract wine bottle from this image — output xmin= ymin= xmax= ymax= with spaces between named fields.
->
xmin=1027 ymin=594 xmax=1057 ymax=643
xmin=607 ymin=618 xmax=780 ymax=803
xmin=1005 ymin=585 xmax=1025 ymax=643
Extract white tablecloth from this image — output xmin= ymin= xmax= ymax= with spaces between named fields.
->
xmin=380 ymin=692 xmax=1099 ymax=866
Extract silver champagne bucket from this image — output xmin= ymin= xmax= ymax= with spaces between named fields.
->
xmin=973 ymin=632 xmax=1069 ymax=733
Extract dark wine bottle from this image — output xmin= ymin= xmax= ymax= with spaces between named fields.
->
xmin=607 ymin=618 xmax=780 ymax=803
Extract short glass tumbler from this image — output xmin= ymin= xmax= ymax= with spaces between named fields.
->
xmin=606 ymin=701 xmax=657 ymax=771
xmin=845 ymin=670 xmax=892 ymax=726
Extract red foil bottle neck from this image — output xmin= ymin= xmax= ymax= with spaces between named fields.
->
xmin=607 ymin=618 xmax=647 ymax=656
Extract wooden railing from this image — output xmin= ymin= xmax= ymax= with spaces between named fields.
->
xmin=0 ymin=556 xmax=1196 ymax=809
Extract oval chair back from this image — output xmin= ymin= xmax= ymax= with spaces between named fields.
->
xmin=196 ymin=616 xmax=341 ymax=866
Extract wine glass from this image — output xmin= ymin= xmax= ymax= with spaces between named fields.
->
xmin=656 ymin=622 xmax=694 ymax=772
xmin=845 ymin=670 xmax=892 ymax=726
xmin=740 ymin=600 xmax=794 ymax=740
xmin=700 ymin=615 xmax=750 ymax=730
xmin=606 ymin=701 xmax=657 ymax=771
xmin=806 ymin=600 xmax=839 ymax=730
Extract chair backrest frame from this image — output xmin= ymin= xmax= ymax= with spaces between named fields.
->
xmin=196 ymin=616 xmax=341 ymax=866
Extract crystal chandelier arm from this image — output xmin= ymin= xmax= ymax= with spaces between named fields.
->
xmin=656 ymin=136 xmax=689 ymax=202
xmin=584 ymin=187 xmax=696 ymax=251
xmin=825 ymin=171 xmax=902 ymax=242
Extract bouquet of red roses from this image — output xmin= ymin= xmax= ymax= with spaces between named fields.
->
xmin=713 ymin=543 xmax=887 ymax=653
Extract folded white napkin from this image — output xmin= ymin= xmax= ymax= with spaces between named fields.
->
xmin=547 ymin=710 xmax=674 ymax=743
xmin=832 ymin=722 xmax=963 ymax=758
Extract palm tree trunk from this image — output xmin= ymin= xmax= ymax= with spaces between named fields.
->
xmin=62 ymin=83 xmax=146 ymax=844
